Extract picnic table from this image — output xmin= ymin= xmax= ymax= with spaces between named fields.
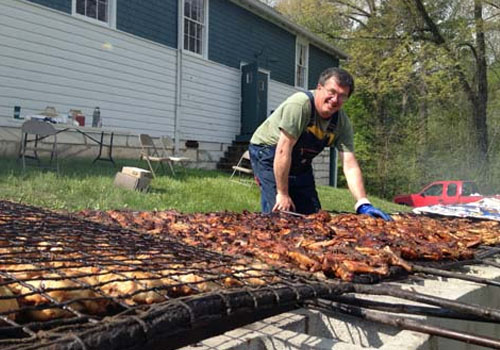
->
xmin=23 ymin=116 xmax=116 ymax=165
xmin=54 ymin=125 xmax=115 ymax=165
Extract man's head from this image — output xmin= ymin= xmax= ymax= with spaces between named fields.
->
xmin=315 ymin=67 xmax=354 ymax=119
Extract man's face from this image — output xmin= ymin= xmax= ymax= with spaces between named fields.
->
xmin=315 ymin=76 xmax=350 ymax=119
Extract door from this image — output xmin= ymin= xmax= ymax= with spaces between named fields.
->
xmin=418 ymin=183 xmax=444 ymax=206
xmin=257 ymin=71 xmax=268 ymax=127
xmin=442 ymin=182 xmax=459 ymax=205
xmin=238 ymin=63 xmax=268 ymax=142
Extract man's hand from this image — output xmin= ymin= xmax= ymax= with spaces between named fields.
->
xmin=356 ymin=203 xmax=393 ymax=221
xmin=273 ymin=193 xmax=296 ymax=212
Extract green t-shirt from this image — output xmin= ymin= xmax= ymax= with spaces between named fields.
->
xmin=250 ymin=91 xmax=354 ymax=152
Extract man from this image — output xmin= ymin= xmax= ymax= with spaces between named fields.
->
xmin=249 ymin=67 xmax=391 ymax=220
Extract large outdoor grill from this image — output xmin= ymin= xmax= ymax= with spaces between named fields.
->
xmin=76 ymin=207 xmax=500 ymax=284
xmin=1 ymin=200 xmax=500 ymax=349
xmin=0 ymin=200 xmax=350 ymax=350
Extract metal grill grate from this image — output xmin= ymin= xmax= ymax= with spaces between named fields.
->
xmin=0 ymin=200 xmax=348 ymax=350
xmin=76 ymin=209 xmax=500 ymax=283
xmin=2 ymin=202 xmax=500 ymax=349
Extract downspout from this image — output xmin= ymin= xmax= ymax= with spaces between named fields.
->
xmin=329 ymin=148 xmax=338 ymax=187
xmin=174 ymin=0 xmax=183 ymax=153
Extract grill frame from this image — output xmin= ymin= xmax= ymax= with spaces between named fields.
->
xmin=2 ymin=201 xmax=500 ymax=349
xmin=0 ymin=201 xmax=352 ymax=350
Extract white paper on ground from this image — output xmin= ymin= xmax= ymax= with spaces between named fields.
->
xmin=413 ymin=198 xmax=500 ymax=221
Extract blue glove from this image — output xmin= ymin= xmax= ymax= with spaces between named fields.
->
xmin=357 ymin=204 xmax=393 ymax=221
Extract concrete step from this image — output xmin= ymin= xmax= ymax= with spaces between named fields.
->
xmin=216 ymin=141 xmax=250 ymax=172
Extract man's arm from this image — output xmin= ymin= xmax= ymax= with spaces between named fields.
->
xmin=273 ymin=129 xmax=297 ymax=212
xmin=339 ymin=151 xmax=367 ymax=202
xmin=340 ymin=150 xmax=392 ymax=220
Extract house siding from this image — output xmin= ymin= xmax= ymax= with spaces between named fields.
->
xmin=116 ymin=0 xmax=177 ymax=48
xmin=3 ymin=0 xmax=342 ymax=179
xmin=0 ymin=0 xmax=177 ymax=135
xmin=24 ymin=0 xmax=338 ymax=90
xmin=269 ymin=80 xmax=299 ymax=113
xmin=208 ymin=0 xmax=295 ymax=86
xmin=308 ymin=44 xmax=339 ymax=89
xmin=180 ymin=54 xmax=241 ymax=143
xmin=27 ymin=0 xmax=71 ymax=14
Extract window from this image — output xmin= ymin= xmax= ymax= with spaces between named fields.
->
xmin=73 ymin=0 xmax=115 ymax=26
xmin=423 ymin=184 xmax=443 ymax=197
xmin=447 ymin=183 xmax=457 ymax=196
xmin=462 ymin=182 xmax=479 ymax=196
xmin=183 ymin=0 xmax=207 ymax=56
xmin=295 ymin=39 xmax=309 ymax=89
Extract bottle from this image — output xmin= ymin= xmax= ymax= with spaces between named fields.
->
xmin=76 ymin=113 xmax=85 ymax=126
xmin=13 ymin=106 xmax=21 ymax=119
xmin=92 ymin=107 xmax=101 ymax=128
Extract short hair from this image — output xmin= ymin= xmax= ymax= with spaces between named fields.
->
xmin=318 ymin=67 xmax=355 ymax=97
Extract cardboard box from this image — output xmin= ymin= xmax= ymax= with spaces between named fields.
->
xmin=121 ymin=166 xmax=152 ymax=179
xmin=114 ymin=172 xmax=151 ymax=192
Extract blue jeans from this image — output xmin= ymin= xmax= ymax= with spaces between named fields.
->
xmin=249 ymin=144 xmax=321 ymax=214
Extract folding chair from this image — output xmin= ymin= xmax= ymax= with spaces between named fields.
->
xmin=230 ymin=150 xmax=254 ymax=185
xmin=139 ymin=134 xmax=175 ymax=178
xmin=19 ymin=119 xmax=59 ymax=173
xmin=160 ymin=135 xmax=191 ymax=175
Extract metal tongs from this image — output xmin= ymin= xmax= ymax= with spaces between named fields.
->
xmin=279 ymin=210 xmax=306 ymax=217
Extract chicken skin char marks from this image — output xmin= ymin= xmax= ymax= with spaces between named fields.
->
xmin=77 ymin=210 xmax=500 ymax=281
xmin=0 ymin=257 xmax=278 ymax=322
xmin=0 ymin=212 xmax=281 ymax=322
xmin=4 ymin=207 xmax=495 ymax=322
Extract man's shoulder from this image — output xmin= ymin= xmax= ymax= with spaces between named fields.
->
xmin=337 ymin=109 xmax=349 ymax=119
xmin=286 ymin=91 xmax=312 ymax=105
xmin=335 ymin=109 xmax=353 ymax=132
xmin=333 ymin=108 xmax=349 ymax=121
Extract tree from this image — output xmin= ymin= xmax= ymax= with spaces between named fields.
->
xmin=275 ymin=0 xmax=500 ymax=196
xmin=405 ymin=0 xmax=492 ymax=169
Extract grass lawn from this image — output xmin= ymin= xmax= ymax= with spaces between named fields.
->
xmin=0 ymin=156 xmax=407 ymax=214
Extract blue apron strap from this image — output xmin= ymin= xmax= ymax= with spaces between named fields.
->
xmin=304 ymin=91 xmax=316 ymax=120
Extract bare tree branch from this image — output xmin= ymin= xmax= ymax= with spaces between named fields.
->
xmin=411 ymin=0 xmax=446 ymax=44
xmin=345 ymin=15 xmax=369 ymax=28
xmin=408 ymin=0 xmax=476 ymax=107
xmin=365 ymin=0 xmax=377 ymax=14
xmin=458 ymin=42 xmax=479 ymax=61
xmin=326 ymin=0 xmax=372 ymax=18
xmin=323 ymin=32 xmax=402 ymax=41
xmin=484 ymin=12 xmax=500 ymax=20
xmin=484 ymin=0 xmax=500 ymax=10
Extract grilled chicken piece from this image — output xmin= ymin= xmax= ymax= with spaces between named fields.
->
xmin=18 ymin=274 xmax=105 ymax=321
xmin=76 ymin=209 xmax=497 ymax=282
xmin=0 ymin=264 xmax=43 ymax=283
xmin=341 ymin=260 xmax=388 ymax=278
xmin=98 ymin=270 xmax=166 ymax=305
xmin=382 ymin=246 xmax=412 ymax=272
xmin=227 ymin=263 xmax=272 ymax=286
xmin=1 ymin=200 xmax=498 ymax=324
xmin=0 ymin=284 xmax=19 ymax=321
xmin=174 ymin=272 xmax=218 ymax=293
xmin=287 ymin=251 xmax=320 ymax=270
xmin=303 ymin=239 xmax=338 ymax=250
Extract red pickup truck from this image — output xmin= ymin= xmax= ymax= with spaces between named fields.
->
xmin=393 ymin=180 xmax=500 ymax=207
